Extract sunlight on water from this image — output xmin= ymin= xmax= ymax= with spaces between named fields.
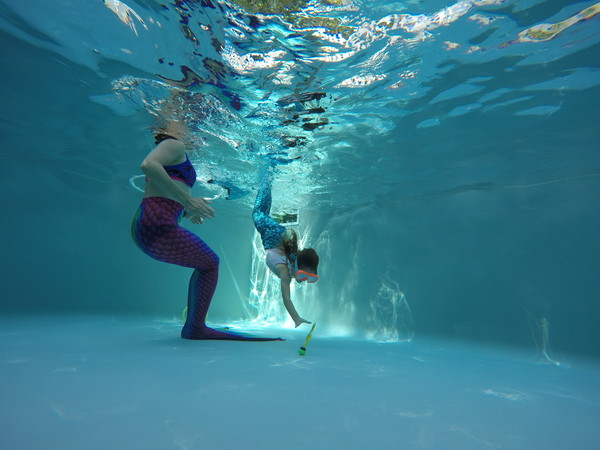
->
xmin=367 ymin=280 xmax=414 ymax=342
xmin=528 ymin=313 xmax=562 ymax=367
xmin=248 ymin=230 xmax=288 ymax=324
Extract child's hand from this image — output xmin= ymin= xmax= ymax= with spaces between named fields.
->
xmin=294 ymin=317 xmax=311 ymax=328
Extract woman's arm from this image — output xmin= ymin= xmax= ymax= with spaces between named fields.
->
xmin=276 ymin=264 xmax=310 ymax=327
xmin=141 ymin=139 xmax=214 ymax=219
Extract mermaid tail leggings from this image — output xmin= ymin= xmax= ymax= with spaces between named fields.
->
xmin=132 ymin=197 xmax=281 ymax=341
xmin=252 ymin=175 xmax=285 ymax=250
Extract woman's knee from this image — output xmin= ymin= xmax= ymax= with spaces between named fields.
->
xmin=201 ymin=250 xmax=219 ymax=271
xmin=212 ymin=252 xmax=220 ymax=268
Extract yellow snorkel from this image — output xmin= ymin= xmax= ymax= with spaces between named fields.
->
xmin=298 ymin=323 xmax=316 ymax=356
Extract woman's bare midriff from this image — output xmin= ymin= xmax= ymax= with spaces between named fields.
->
xmin=144 ymin=178 xmax=191 ymax=205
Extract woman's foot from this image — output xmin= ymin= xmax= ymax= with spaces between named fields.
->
xmin=181 ymin=325 xmax=284 ymax=341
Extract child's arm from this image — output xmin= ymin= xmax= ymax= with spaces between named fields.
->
xmin=276 ymin=264 xmax=310 ymax=327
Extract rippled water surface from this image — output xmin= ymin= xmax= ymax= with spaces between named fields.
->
xmin=3 ymin=0 xmax=599 ymax=208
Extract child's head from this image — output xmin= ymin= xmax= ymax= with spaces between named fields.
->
xmin=281 ymin=231 xmax=320 ymax=283
xmin=297 ymin=248 xmax=319 ymax=273
xmin=293 ymin=248 xmax=319 ymax=283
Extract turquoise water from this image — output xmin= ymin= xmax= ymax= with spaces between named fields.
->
xmin=2 ymin=0 xmax=600 ymax=356
xmin=2 ymin=0 xmax=600 ymax=447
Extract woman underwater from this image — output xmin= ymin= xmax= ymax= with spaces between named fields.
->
xmin=131 ymin=121 xmax=282 ymax=341
xmin=253 ymin=167 xmax=319 ymax=327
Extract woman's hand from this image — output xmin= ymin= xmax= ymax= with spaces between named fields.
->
xmin=185 ymin=196 xmax=215 ymax=220
xmin=186 ymin=214 xmax=205 ymax=225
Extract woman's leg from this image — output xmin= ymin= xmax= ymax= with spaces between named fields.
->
xmin=133 ymin=198 xmax=282 ymax=341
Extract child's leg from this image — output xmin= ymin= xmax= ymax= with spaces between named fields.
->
xmin=252 ymin=171 xmax=286 ymax=249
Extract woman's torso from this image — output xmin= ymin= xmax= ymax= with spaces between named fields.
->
xmin=144 ymin=139 xmax=197 ymax=203
xmin=144 ymin=178 xmax=191 ymax=203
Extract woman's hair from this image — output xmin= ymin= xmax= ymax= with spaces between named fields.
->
xmin=154 ymin=133 xmax=178 ymax=145
xmin=281 ymin=230 xmax=319 ymax=272
xmin=151 ymin=113 xmax=187 ymax=144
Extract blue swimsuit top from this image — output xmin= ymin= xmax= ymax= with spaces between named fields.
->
xmin=163 ymin=155 xmax=196 ymax=188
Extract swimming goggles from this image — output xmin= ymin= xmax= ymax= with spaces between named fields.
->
xmin=288 ymin=254 xmax=318 ymax=283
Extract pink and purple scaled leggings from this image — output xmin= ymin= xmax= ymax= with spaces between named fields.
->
xmin=132 ymin=197 xmax=282 ymax=341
